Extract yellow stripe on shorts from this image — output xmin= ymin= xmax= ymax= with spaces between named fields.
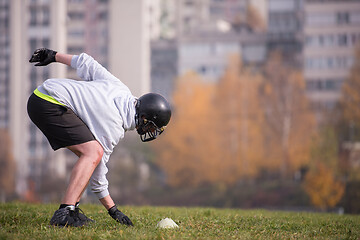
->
xmin=34 ymin=88 xmax=65 ymax=106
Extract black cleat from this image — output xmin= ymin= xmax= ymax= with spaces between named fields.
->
xmin=75 ymin=203 xmax=95 ymax=224
xmin=49 ymin=206 xmax=87 ymax=227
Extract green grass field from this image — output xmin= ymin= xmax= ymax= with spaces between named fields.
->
xmin=0 ymin=202 xmax=359 ymax=239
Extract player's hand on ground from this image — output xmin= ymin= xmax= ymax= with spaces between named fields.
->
xmin=29 ymin=48 xmax=57 ymax=66
xmin=108 ymin=205 xmax=133 ymax=226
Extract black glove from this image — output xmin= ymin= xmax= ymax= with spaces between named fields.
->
xmin=29 ymin=48 xmax=57 ymax=66
xmin=108 ymin=205 xmax=133 ymax=226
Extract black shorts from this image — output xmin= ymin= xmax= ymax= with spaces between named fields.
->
xmin=27 ymin=93 xmax=95 ymax=150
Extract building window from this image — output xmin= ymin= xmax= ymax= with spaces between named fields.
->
xmin=98 ymin=11 xmax=107 ymax=20
xmin=306 ymin=56 xmax=354 ymax=70
xmin=199 ymin=66 xmax=206 ymax=74
xmin=68 ymin=29 xmax=85 ymax=38
xmin=306 ymin=12 xmax=335 ymax=26
xmin=29 ymin=124 xmax=37 ymax=156
xmin=30 ymin=38 xmax=37 ymax=54
xmin=30 ymin=69 xmax=37 ymax=91
xmin=43 ymin=6 xmax=50 ymax=26
xmin=29 ymin=7 xmax=37 ymax=26
xmin=338 ymin=34 xmax=348 ymax=46
xmin=68 ymin=11 xmax=84 ymax=20
xmin=337 ymin=12 xmax=349 ymax=25
xmin=306 ymin=79 xmax=343 ymax=92
xmin=42 ymin=38 xmax=49 ymax=48
xmin=68 ymin=46 xmax=84 ymax=54
xmin=306 ymin=33 xmax=359 ymax=48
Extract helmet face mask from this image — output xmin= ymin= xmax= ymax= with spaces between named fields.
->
xmin=135 ymin=93 xmax=171 ymax=142
xmin=136 ymin=118 xmax=165 ymax=142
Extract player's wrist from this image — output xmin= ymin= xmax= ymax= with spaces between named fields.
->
xmin=108 ymin=205 xmax=117 ymax=215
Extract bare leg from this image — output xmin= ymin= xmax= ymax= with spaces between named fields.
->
xmin=76 ymin=183 xmax=89 ymax=203
xmin=62 ymin=140 xmax=103 ymax=205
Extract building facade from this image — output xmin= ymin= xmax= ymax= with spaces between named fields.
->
xmin=108 ymin=0 xmax=151 ymax=98
xmin=3 ymin=0 xmax=68 ymax=197
xmin=304 ymin=0 xmax=360 ymax=111
xmin=151 ymin=39 xmax=178 ymax=101
xmin=3 ymin=0 xmax=151 ymax=199
xmin=267 ymin=0 xmax=304 ymax=67
xmin=0 ymin=0 xmax=10 ymax=128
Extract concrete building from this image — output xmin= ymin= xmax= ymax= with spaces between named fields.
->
xmin=267 ymin=0 xmax=304 ymax=67
xmin=109 ymin=0 xmax=151 ymax=98
xmin=1 ymin=0 xmax=152 ymax=199
xmin=66 ymin=0 xmax=109 ymax=77
xmin=0 ymin=0 xmax=10 ymax=128
xmin=175 ymin=0 xmax=250 ymax=36
xmin=174 ymin=0 xmax=266 ymax=82
xmin=178 ymin=31 xmax=266 ymax=82
xmin=304 ymin=0 xmax=360 ymax=111
xmin=67 ymin=0 xmax=151 ymax=97
xmin=156 ymin=0 xmax=177 ymax=39
xmin=149 ymin=0 xmax=267 ymax=101
xmin=150 ymin=39 xmax=178 ymax=101
xmin=3 ymin=0 xmax=68 ymax=197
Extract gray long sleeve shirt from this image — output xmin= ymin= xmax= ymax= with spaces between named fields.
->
xmin=39 ymin=53 xmax=137 ymax=199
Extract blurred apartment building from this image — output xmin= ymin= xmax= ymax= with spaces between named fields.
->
xmin=267 ymin=0 xmax=304 ymax=67
xmin=151 ymin=0 xmax=267 ymax=102
xmin=0 ymin=0 xmax=10 ymax=128
xmin=66 ymin=0 xmax=109 ymax=78
xmin=265 ymin=0 xmax=360 ymax=114
xmin=157 ymin=0 xmax=360 ymax=113
xmin=1 ymin=0 xmax=151 ymax=199
xmin=1 ymin=0 xmax=69 ymax=197
xmin=177 ymin=0 xmax=267 ymax=81
xmin=303 ymin=0 xmax=360 ymax=112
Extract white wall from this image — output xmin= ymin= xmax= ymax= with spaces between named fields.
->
xmin=109 ymin=0 xmax=150 ymax=97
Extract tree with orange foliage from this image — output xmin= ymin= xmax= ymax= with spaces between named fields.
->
xmin=215 ymin=55 xmax=265 ymax=181
xmin=153 ymin=52 xmax=315 ymax=189
xmin=153 ymin=55 xmax=266 ymax=187
xmin=0 ymin=129 xmax=16 ymax=201
xmin=303 ymin=162 xmax=344 ymax=210
xmin=153 ymin=72 xmax=221 ymax=187
xmin=260 ymin=51 xmax=315 ymax=178
xmin=303 ymin=126 xmax=344 ymax=210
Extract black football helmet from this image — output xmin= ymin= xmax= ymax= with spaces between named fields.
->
xmin=135 ymin=93 xmax=171 ymax=142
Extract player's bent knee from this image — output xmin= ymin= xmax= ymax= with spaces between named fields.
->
xmin=86 ymin=141 xmax=103 ymax=163
xmin=68 ymin=140 xmax=104 ymax=163
xmin=93 ymin=143 xmax=104 ymax=164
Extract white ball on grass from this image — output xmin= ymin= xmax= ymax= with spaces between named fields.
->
xmin=156 ymin=218 xmax=179 ymax=229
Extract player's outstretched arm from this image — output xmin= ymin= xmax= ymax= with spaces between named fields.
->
xmin=55 ymin=52 xmax=73 ymax=66
xmin=29 ymin=48 xmax=72 ymax=67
